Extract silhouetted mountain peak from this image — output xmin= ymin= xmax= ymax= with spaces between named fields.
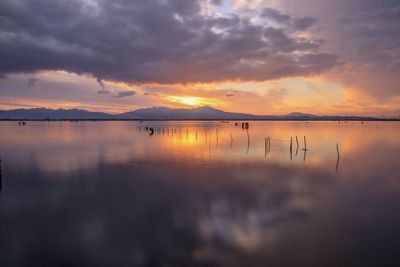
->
xmin=193 ymin=105 xmax=219 ymax=111
xmin=0 ymin=107 xmax=385 ymax=121
xmin=286 ymin=112 xmax=316 ymax=117
xmin=0 ymin=107 xmax=112 ymax=119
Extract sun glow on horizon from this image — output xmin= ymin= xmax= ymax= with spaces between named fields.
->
xmin=166 ymin=96 xmax=221 ymax=107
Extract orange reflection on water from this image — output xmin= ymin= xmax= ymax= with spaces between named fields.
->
xmin=0 ymin=121 xmax=399 ymax=173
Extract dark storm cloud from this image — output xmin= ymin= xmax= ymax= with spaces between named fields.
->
xmin=0 ymin=0 xmax=338 ymax=84
xmin=293 ymin=17 xmax=317 ymax=31
xmin=98 ymin=88 xmax=136 ymax=97
xmin=114 ymin=91 xmax=136 ymax=98
xmin=260 ymin=8 xmax=317 ymax=31
xmin=97 ymin=89 xmax=110 ymax=95
xmin=260 ymin=8 xmax=290 ymax=23
xmin=26 ymin=77 xmax=39 ymax=88
xmin=210 ymin=0 xmax=222 ymax=5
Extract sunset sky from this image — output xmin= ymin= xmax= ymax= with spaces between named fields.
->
xmin=0 ymin=0 xmax=399 ymax=116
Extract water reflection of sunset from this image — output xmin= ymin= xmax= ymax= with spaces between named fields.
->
xmin=1 ymin=121 xmax=399 ymax=173
xmin=1 ymin=121 xmax=400 ymax=267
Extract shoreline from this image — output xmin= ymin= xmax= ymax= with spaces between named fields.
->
xmin=1 ymin=118 xmax=399 ymax=122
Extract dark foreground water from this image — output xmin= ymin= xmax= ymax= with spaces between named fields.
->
xmin=0 ymin=121 xmax=399 ymax=267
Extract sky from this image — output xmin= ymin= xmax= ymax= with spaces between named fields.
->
xmin=0 ymin=0 xmax=399 ymax=116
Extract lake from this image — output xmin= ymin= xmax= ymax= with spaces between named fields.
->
xmin=0 ymin=121 xmax=399 ymax=267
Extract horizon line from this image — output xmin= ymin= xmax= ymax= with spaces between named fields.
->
xmin=0 ymin=106 xmax=399 ymax=120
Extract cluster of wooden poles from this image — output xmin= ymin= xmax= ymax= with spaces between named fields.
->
xmin=287 ymin=136 xmax=309 ymax=160
xmin=136 ymin=124 xmax=341 ymax=170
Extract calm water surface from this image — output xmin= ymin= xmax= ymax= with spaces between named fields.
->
xmin=0 ymin=121 xmax=399 ymax=267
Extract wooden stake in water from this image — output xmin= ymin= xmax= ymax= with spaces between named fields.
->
xmin=290 ymin=136 xmax=293 ymax=151
xmin=336 ymin=143 xmax=340 ymax=172
xmin=266 ymin=136 xmax=271 ymax=154
xmin=265 ymin=137 xmax=267 ymax=157
xmin=302 ymin=136 xmax=308 ymax=151
xmin=230 ymin=132 xmax=233 ymax=147
xmin=302 ymin=136 xmax=308 ymax=162
xmin=336 ymin=143 xmax=340 ymax=159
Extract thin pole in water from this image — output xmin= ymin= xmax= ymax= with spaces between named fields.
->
xmin=290 ymin=136 xmax=293 ymax=151
xmin=336 ymin=143 xmax=340 ymax=159
xmin=265 ymin=137 xmax=267 ymax=157
xmin=336 ymin=143 xmax=340 ymax=172
xmin=302 ymin=136 xmax=308 ymax=151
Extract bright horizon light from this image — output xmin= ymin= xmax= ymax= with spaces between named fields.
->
xmin=165 ymin=96 xmax=220 ymax=107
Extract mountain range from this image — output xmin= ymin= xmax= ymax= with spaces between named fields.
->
xmin=0 ymin=106 xmax=390 ymax=120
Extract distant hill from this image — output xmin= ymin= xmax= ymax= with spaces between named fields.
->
xmin=286 ymin=112 xmax=316 ymax=118
xmin=0 ymin=108 xmax=113 ymax=120
xmin=119 ymin=106 xmax=256 ymax=120
xmin=0 ymin=106 xmax=388 ymax=121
